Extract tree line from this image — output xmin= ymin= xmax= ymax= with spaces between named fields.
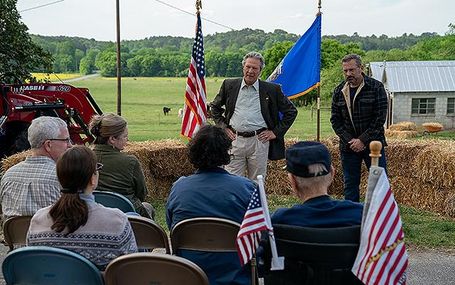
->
xmin=1 ymin=0 xmax=454 ymax=106
xmin=29 ymin=28 xmax=454 ymax=80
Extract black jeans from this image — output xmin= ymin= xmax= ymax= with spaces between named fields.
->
xmin=340 ymin=147 xmax=387 ymax=202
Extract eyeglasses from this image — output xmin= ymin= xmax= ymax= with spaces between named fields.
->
xmin=96 ymin=163 xmax=103 ymax=171
xmin=49 ymin=137 xmax=73 ymax=144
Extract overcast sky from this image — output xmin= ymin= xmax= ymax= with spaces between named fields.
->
xmin=17 ymin=0 xmax=455 ymax=41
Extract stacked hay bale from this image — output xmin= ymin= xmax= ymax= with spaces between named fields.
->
xmin=385 ymin=122 xmax=419 ymax=139
xmin=2 ymin=138 xmax=455 ymax=217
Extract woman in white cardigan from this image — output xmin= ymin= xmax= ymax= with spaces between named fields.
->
xmin=27 ymin=145 xmax=138 ymax=269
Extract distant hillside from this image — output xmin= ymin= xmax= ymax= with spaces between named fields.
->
xmin=30 ymin=29 xmax=446 ymax=78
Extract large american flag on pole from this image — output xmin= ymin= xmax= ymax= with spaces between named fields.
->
xmin=181 ymin=12 xmax=207 ymax=139
xmin=236 ymin=186 xmax=270 ymax=266
xmin=352 ymin=167 xmax=408 ymax=285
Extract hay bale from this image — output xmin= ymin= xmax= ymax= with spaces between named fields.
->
xmin=391 ymin=176 xmax=453 ymax=216
xmin=385 ymin=129 xmax=418 ymax=139
xmin=1 ymin=150 xmax=31 ymax=172
xmin=389 ymin=121 xmax=418 ymax=131
xmin=412 ymin=140 xmax=455 ymax=188
xmin=422 ymin=122 xmax=444 ymax=133
xmin=385 ymin=140 xmax=430 ymax=178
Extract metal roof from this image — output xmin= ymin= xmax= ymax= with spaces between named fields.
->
xmin=369 ymin=61 xmax=455 ymax=92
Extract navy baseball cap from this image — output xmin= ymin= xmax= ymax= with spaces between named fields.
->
xmin=285 ymin=141 xmax=331 ymax=177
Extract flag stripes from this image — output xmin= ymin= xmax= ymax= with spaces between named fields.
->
xmin=352 ymin=169 xmax=408 ymax=285
xmin=181 ymin=13 xmax=207 ymax=139
xmin=236 ymin=188 xmax=269 ymax=266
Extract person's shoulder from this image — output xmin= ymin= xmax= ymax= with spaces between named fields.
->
xmin=338 ymin=199 xmax=364 ymax=210
xmin=333 ymin=80 xmax=347 ymax=93
xmin=363 ymin=75 xmax=384 ymax=88
xmin=30 ymin=206 xmax=52 ymax=221
xmin=92 ymin=204 xmax=129 ymax=224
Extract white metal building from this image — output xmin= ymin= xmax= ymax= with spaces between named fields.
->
xmin=369 ymin=61 xmax=455 ymax=129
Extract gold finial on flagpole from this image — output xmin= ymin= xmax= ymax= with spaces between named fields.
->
xmin=196 ymin=0 xmax=202 ymax=12
xmin=369 ymin=141 xmax=382 ymax=167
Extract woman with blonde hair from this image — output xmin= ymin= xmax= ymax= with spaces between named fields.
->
xmin=27 ymin=146 xmax=138 ymax=270
xmin=89 ymin=113 xmax=154 ymax=218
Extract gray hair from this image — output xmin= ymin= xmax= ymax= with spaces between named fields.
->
xmin=242 ymin=51 xmax=265 ymax=70
xmin=293 ymin=163 xmax=332 ymax=189
xmin=342 ymin=54 xmax=362 ymax=67
xmin=28 ymin=116 xmax=68 ymax=148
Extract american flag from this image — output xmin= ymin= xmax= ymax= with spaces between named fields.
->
xmin=352 ymin=168 xmax=408 ymax=285
xmin=236 ymin=187 xmax=270 ymax=266
xmin=181 ymin=12 xmax=207 ymax=139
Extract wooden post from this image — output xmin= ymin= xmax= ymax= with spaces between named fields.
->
xmin=369 ymin=141 xmax=382 ymax=167
xmin=116 ymin=0 xmax=122 ymax=116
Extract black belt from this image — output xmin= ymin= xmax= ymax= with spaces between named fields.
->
xmin=231 ymin=127 xmax=267 ymax=138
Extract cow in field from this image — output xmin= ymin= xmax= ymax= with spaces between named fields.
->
xmin=163 ymin=106 xmax=171 ymax=115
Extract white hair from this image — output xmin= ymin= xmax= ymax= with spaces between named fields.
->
xmin=28 ymin=116 xmax=68 ymax=148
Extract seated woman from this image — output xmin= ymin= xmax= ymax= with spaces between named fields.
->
xmin=89 ymin=113 xmax=154 ymax=219
xmin=26 ymin=146 xmax=138 ymax=270
xmin=166 ymin=125 xmax=256 ymax=285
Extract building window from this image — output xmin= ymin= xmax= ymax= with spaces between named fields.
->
xmin=448 ymin=98 xmax=455 ymax=115
xmin=411 ymin=98 xmax=435 ymax=115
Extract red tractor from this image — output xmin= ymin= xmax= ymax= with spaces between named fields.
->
xmin=0 ymin=83 xmax=102 ymax=158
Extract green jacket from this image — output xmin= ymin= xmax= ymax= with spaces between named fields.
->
xmin=93 ymin=144 xmax=149 ymax=217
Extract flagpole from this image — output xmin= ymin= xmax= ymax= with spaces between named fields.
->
xmin=257 ymin=175 xmax=284 ymax=272
xmin=316 ymin=0 xmax=322 ymax=141
xmin=362 ymin=141 xmax=382 ymax=226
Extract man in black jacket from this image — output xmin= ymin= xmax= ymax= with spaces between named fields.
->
xmin=210 ymin=51 xmax=297 ymax=180
xmin=331 ymin=54 xmax=388 ymax=202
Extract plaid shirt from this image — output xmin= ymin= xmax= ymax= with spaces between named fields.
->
xmin=331 ymin=75 xmax=388 ymax=152
xmin=1 ymin=156 xmax=61 ymax=220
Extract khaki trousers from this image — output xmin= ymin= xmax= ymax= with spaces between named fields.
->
xmin=225 ymin=135 xmax=269 ymax=181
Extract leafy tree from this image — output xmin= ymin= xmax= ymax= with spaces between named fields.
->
xmin=95 ymin=50 xmax=117 ymax=77
xmin=79 ymin=49 xmax=99 ymax=75
xmin=261 ymin=41 xmax=294 ymax=79
xmin=0 ymin=0 xmax=52 ymax=82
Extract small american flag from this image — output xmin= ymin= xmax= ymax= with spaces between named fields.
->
xmin=352 ymin=168 xmax=408 ymax=285
xmin=236 ymin=187 xmax=270 ymax=266
xmin=181 ymin=12 xmax=207 ymax=139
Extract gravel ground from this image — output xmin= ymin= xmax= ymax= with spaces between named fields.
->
xmin=0 ymin=243 xmax=453 ymax=284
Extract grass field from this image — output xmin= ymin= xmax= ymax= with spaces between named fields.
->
xmin=72 ymin=77 xmax=335 ymax=141
xmin=73 ymin=76 xmax=455 ymax=248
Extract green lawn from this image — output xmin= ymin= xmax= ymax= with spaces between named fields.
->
xmin=73 ymin=77 xmax=335 ymax=141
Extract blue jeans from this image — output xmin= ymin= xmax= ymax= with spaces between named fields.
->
xmin=340 ymin=147 xmax=387 ymax=202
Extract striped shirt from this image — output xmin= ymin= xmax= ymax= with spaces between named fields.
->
xmin=0 ymin=156 xmax=61 ymax=220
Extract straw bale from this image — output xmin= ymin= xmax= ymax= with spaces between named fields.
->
xmin=385 ymin=140 xmax=430 ymax=178
xmin=422 ymin=122 xmax=444 ymax=133
xmin=412 ymin=140 xmax=455 ymax=188
xmin=385 ymin=130 xmax=418 ymax=139
xmin=390 ymin=176 xmax=454 ymax=217
xmin=265 ymin=159 xmax=291 ymax=195
xmin=1 ymin=150 xmax=30 ymax=172
xmin=443 ymin=193 xmax=455 ymax=217
xmin=389 ymin=121 xmax=417 ymax=131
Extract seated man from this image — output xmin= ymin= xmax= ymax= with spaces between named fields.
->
xmin=272 ymin=141 xmax=363 ymax=227
xmin=166 ymin=125 xmax=256 ymax=285
xmin=1 ymin=116 xmax=72 ymax=221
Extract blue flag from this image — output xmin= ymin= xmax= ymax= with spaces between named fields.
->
xmin=268 ymin=15 xmax=321 ymax=99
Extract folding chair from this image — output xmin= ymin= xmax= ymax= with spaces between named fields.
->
xmin=171 ymin=217 xmax=253 ymax=284
xmin=93 ymin=190 xmax=136 ymax=213
xmin=2 ymin=215 xmax=32 ymax=252
xmin=2 ymin=246 xmax=104 ymax=285
xmin=128 ymin=215 xmax=171 ymax=253
xmin=262 ymin=224 xmax=363 ymax=285
xmin=171 ymin=217 xmax=240 ymax=253
xmin=104 ymin=253 xmax=209 ymax=285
